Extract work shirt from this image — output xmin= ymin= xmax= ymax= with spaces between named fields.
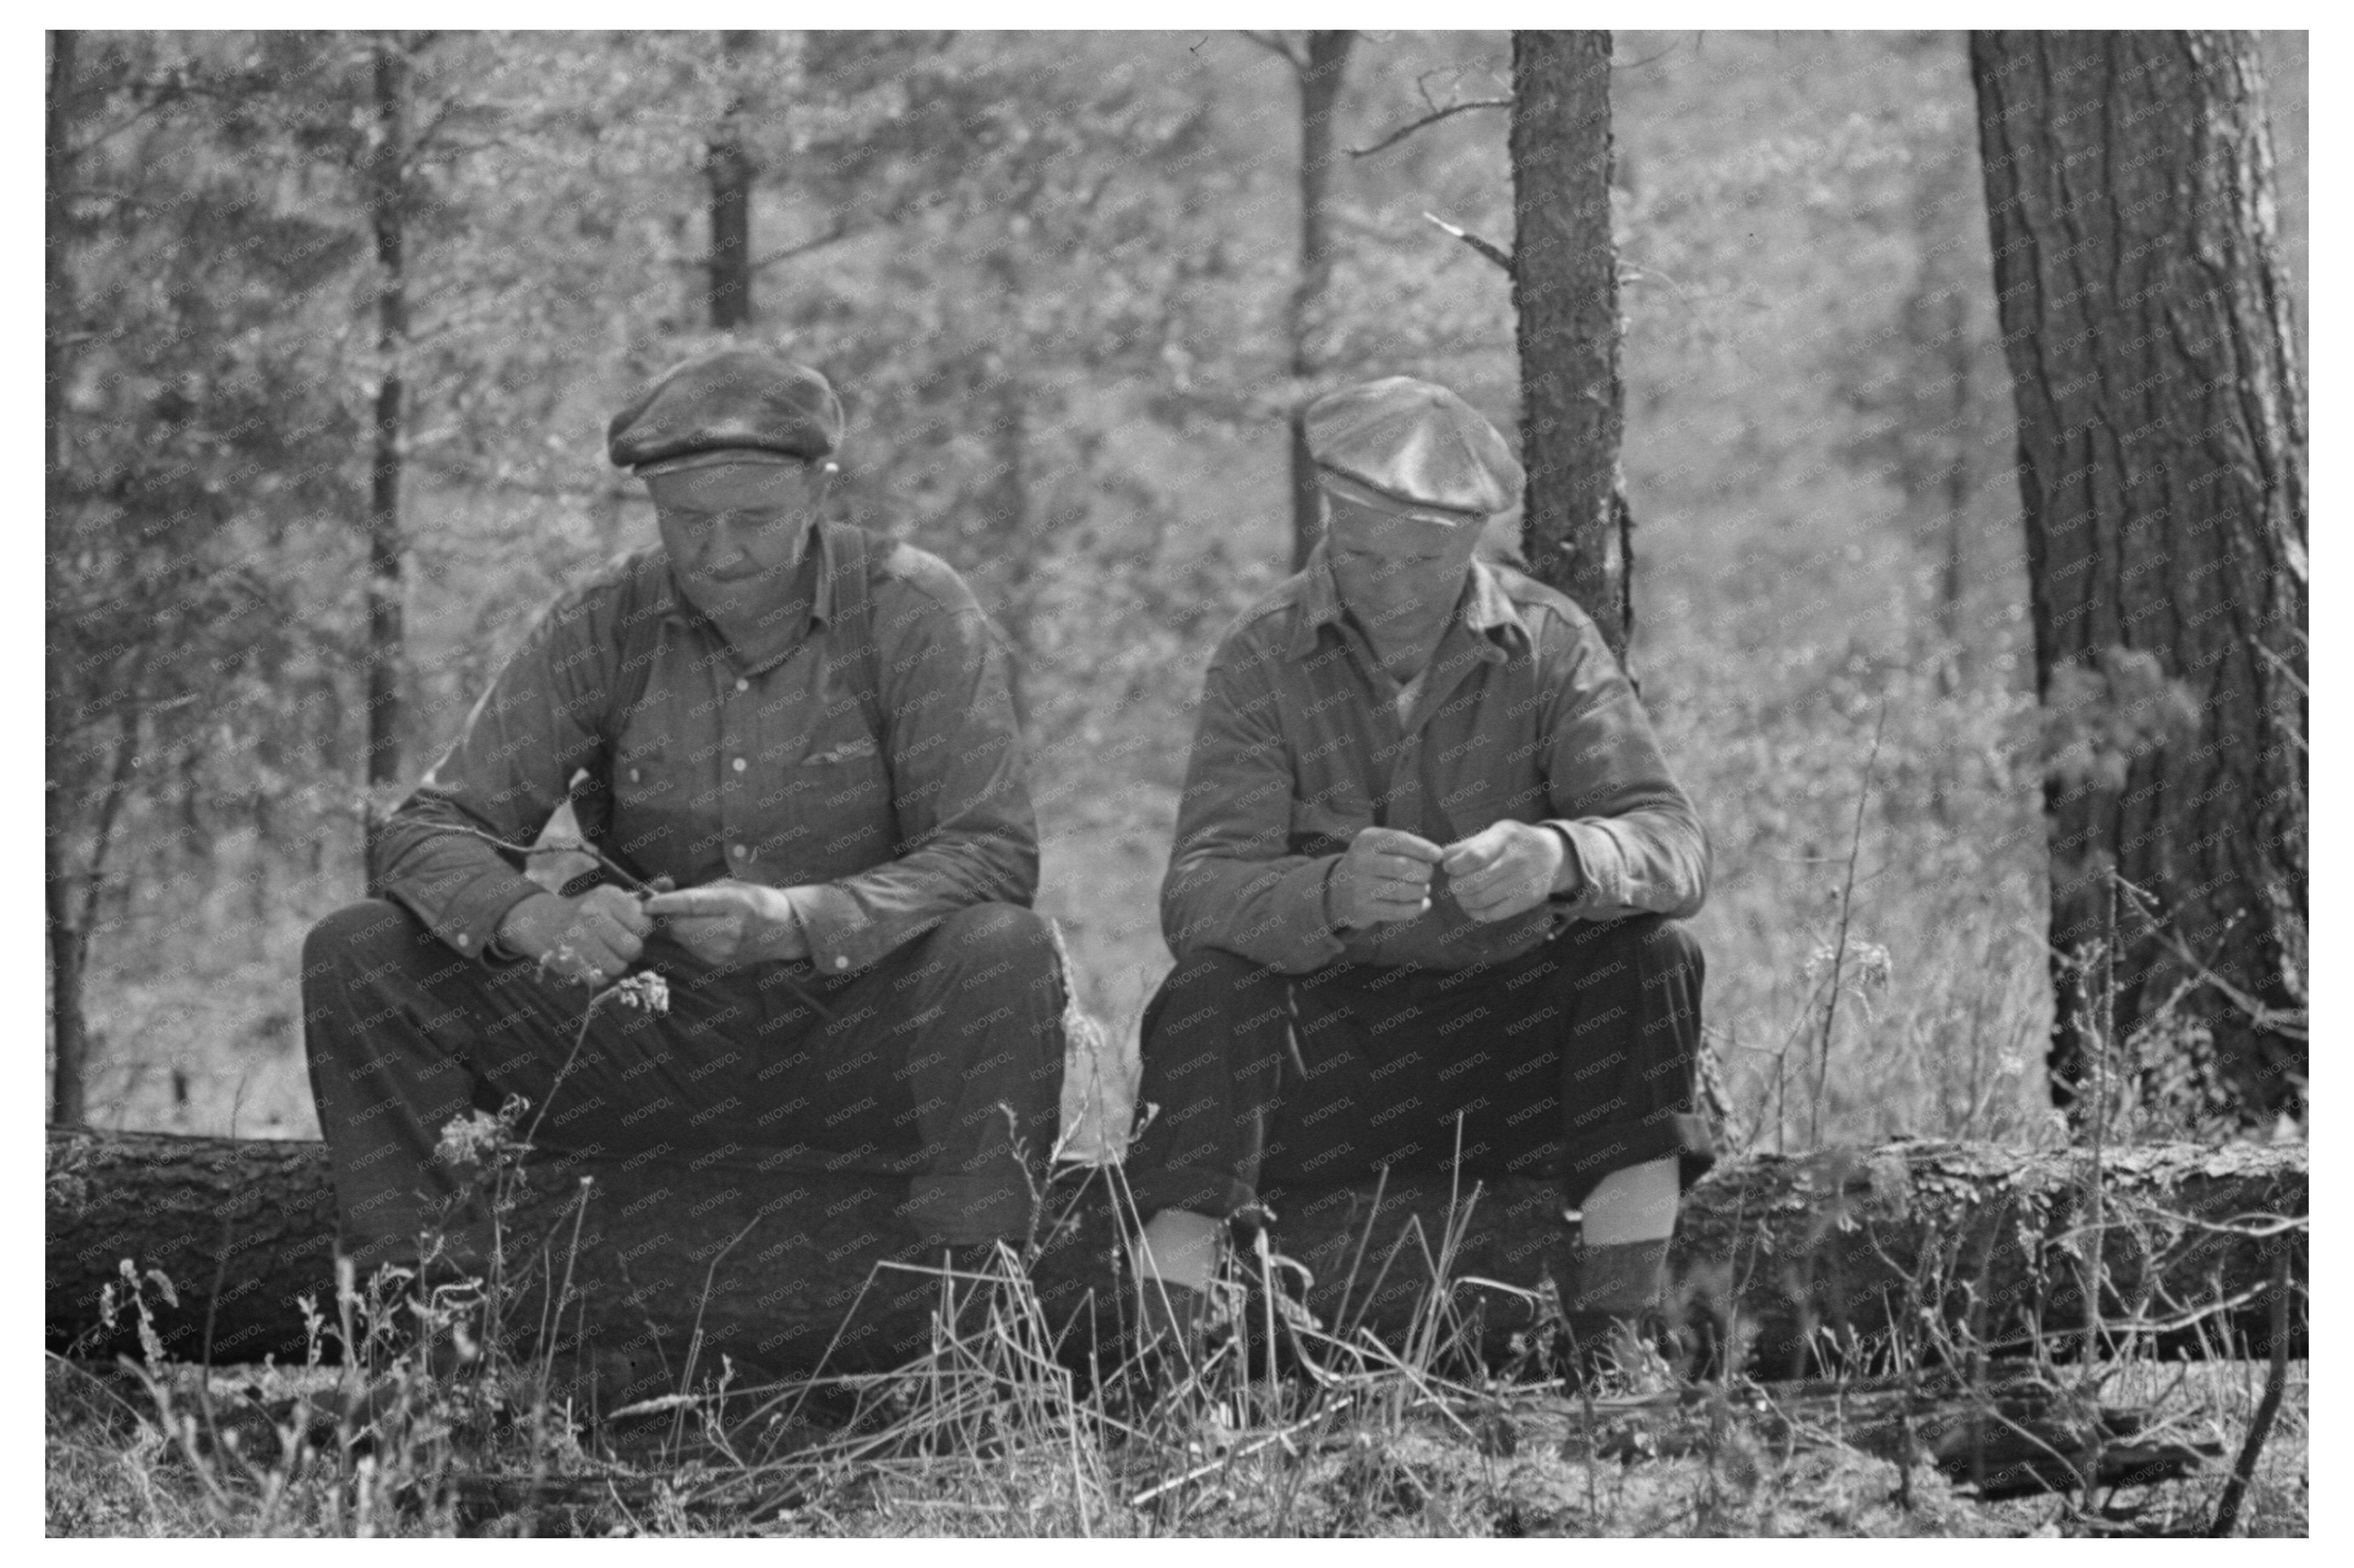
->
xmin=374 ymin=526 xmax=1037 ymax=977
xmin=1163 ymin=544 xmax=1708 ymax=975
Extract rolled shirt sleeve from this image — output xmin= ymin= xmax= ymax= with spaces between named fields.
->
xmin=782 ymin=559 xmax=1038 ymax=975
xmin=370 ymin=583 xmax=624 ymax=959
xmin=1537 ymin=613 xmax=1710 ymax=922
xmin=1162 ymin=635 xmax=1349 ymax=976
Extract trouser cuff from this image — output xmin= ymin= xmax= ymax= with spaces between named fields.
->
xmin=1558 ymin=1110 xmax=1718 ymax=1212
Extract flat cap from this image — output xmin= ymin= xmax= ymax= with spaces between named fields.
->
xmin=607 ymin=350 xmax=845 ymax=475
xmin=1304 ymin=376 xmax=1523 ymax=521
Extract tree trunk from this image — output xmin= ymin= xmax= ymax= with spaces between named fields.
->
xmin=1936 ymin=283 xmax=1972 ymax=660
xmin=1285 ymin=30 xmax=1355 ymax=572
xmin=362 ymin=35 xmax=412 ymax=880
xmin=50 ymin=1132 xmax=2304 ymax=1401
xmin=988 ymin=378 xmax=1033 ymax=733
xmin=45 ymin=836 xmax=88 ymax=1129
xmin=1511 ymin=29 xmax=1634 ymax=663
xmin=46 ymin=29 xmax=84 ymax=1127
xmin=705 ymin=29 xmax=759 ymax=330
xmin=1970 ymin=32 xmax=2308 ymax=1127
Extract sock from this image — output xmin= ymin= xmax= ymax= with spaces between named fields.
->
xmin=1580 ymin=1155 xmax=1679 ymax=1244
xmin=1572 ymin=1156 xmax=1679 ymax=1316
xmin=1133 ymin=1208 xmax=1221 ymax=1295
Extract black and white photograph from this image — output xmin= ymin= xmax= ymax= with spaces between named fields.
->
xmin=41 ymin=21 xmax=2311 ymax=1539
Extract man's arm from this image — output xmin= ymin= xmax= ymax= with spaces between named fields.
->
xmin=1535 ymin=611 xmax=1710 ymax=920
xmin=371 ymin=579 xmax=624 ymax=959
xmin=1161 ymin=630 xmax=1351 ymax=974
xmin=776 ymin=556 xmax=1039 ymax=975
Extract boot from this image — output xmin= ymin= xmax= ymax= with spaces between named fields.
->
xmin=1561 ymin=1235 xmax=1673 ymax=1388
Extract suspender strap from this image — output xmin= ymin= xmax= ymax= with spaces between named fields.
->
xmin=819 ymin=520 xmax=888 ymax=751
xmin=571 ymin=526 xmax=891 ymax=860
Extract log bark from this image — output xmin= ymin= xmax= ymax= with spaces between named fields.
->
xmin=1970 ymin=31 xmax=2308 ymax=1125
xmin=50 ymin=1132 xmax=2303 ymax=1403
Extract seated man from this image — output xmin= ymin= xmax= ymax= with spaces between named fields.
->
xmin=1125 ymin=376 xmax=1714 ymax=1342
xmin=302 ymin=349 xmax=1064 ymax=1280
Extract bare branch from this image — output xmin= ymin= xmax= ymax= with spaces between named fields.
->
xmin=1422 ymin=211 xmax=1512 ymax=277
xmin=1349 ymin=97 xmax=1509 ymax=159
xmin=750 ymin=222 xmax=864 ymax=272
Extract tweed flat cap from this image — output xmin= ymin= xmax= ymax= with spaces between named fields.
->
xmin=1305 ymin=376 xmax=1523 ymax=520
xmin=607 ymin=350 xmax=845 ymax=474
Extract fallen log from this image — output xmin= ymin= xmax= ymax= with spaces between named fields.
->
xmin=1566 ymin=1371 xmax=2229 ymax=1501
xmin=48 ymin=1131 xmax=2304 ymax=1404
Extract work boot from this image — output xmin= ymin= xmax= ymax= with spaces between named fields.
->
xmin=1137 ymin=1275 xmax=1215 ymax=1361
xmin=1558 ymin=1232 xmax=1675 ymax=1390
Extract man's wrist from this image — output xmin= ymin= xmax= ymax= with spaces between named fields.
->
xmin=493 ymin=891 xmax=563 ymax=958
xmin=1545 ymin=824 xmax=1583 ymax=897
xmin=1321 ymin=858 xmax=1351 ymax=933
xmin=757 ymin=885 xmax=811 ymax=962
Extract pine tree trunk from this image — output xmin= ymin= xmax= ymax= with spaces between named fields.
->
xmin=1970 ymin=32 xmax=2308 ymax=1127
xmin=1286 ymin=30 xmax=1354 ymax=571
xmin=45 ymin=835 xmax=88 ymax=1129
xmin=706 ymin=29 xmax=759 ymax=330
xmin=1512 ymin=29 xmax=1634 ymax=662
xmin=990 ymin=379 xmax=1033 ymax=733
xmin=362 ymin=36 xmax=412 ymax=879
xmin=46 ymin=30 xmax=85 ymax=1127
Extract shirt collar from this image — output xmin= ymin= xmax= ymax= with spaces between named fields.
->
xmin=1289 ymin=541 xmax=1529 ymax=664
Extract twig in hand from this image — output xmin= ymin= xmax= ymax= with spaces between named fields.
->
xmin=438 ymin=821 xmax=655 ymax=896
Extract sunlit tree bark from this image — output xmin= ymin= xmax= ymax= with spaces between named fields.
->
xmin=1970 ymin=30 xmax=2307 ymax=1125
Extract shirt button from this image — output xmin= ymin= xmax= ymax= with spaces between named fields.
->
xmin=733 ymin=757 xmax=747 ymax=773
xmin=731 ymin=843 xmax=750 ymax=860
xmin=735 ymin=678 xmax=749 ymax=693
xmin=628 ymin=768 xmax=640 ymax=783
xmin=455 ymin=935 xmax=472 ymax=950
xmin=834 ymin=956 xmax=850 ymax=971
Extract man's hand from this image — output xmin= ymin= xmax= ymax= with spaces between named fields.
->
xmin=642 ymin=880 xmax=809 ymax=966
xmin=1442 ymin=820 xmax=1571 ymax=924
xmin=1327 ymin=826 xmax=1447 ymax=930
xmin=496 ymin=886 xmax=653 ymax=987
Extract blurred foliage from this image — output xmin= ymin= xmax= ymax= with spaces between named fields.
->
xmin=44 ymin=30 xmax=2305 ymax=1148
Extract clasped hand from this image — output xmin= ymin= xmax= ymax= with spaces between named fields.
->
xmin=1328 ymin=820 xmax=1572 ymax=930
xmin=496 ymin=878 xmax=807 ymax=985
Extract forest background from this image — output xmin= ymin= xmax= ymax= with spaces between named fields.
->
xmin=43 ymin=29 xmax=2309 ymax=1160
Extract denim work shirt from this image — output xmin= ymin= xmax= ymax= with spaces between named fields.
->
xmin=374 ymin=526 xmax=1037 ymax=977
xmin=1162 ymin=545 xmax=1708 ymax=975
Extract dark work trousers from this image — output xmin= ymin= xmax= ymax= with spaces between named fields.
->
xmin=302 ymin=899 xmax=1065 ymax=1274
xmin=1126 ymin=915 xmax=1715 ymax=1224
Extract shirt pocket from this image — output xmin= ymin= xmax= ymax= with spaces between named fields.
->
xmin=615 ymin=676 xmax=690 ymax=803
xmin=770 ymin=721 xmax=896 ymax=879
xmin=608 ymin=707 xmax=695 ymax=871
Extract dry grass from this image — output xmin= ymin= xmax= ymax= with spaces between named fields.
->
xmin=46 ymin=1158 xmax=2308 ymax=1539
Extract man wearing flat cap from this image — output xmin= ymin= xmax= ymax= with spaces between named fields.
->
xmin=1124 ymin=376 xmax=1714 ymax=1345
xmin=302 ymin=349 xmax=1061 ymax=1275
